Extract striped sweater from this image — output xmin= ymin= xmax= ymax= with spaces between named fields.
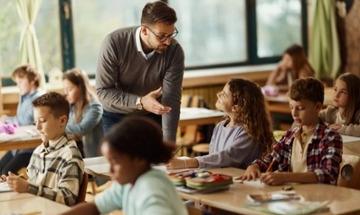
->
xmin=26 ymin=135 xmax=84 ymax=206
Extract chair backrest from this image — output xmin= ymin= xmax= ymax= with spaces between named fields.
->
xmin=180 ymin=95 xmax=207 ymax=143
xmin=337 ymin=154 xmax=360 ymax=190
xmin=77 ymin=172 xmax=89 ymax=203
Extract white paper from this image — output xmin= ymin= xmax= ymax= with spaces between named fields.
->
xmin=84 ymin=156 xmax=109 ymax=175
xmin=234 ymin=179 xmax=266 ymax=188
xmin=0 ymin=182 xmax=12 ymax=193
xmin=267 ymin=200 xmax=329 ymax=215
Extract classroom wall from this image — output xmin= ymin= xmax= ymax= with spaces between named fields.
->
xmin=345 ymin=0 xmax=360 ymax=76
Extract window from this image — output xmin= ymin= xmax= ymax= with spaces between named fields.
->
xmin=72 ymin=0 xmax=151 ymax=75
xmin=36 ymin=1 xmax=62 ymax=75
xmin=170 ymin=0 xmax=247 ymax=67
xmin=0 ymin=1 xmax=21 ymax=77
xmin=1 ymin=0 xmax=307 ymax=84
xmin=0 ymin=1 xmax=61 ymax=78
xmin=256 ymin=0 xmax=302 ymax=58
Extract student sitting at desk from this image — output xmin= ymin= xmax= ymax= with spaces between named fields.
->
xmin=319 ymin=73 xmax=360 ymax=137
xmin=265 ymin=44 xmax=314 ymax=93
xmin=61 ymin=116 xmax=187 ymax=215
xmin=167 ymin=79 xmax=274 ymax=169
xmin=3 ymin=92 xmax=84 ymax=206
xmin=239 ymin=78 xmax=343 ymax=185
xmin=63 ymin=68 xmax=103 ymax=157
xmin=0 ymin=65 xmax=44 ymax=175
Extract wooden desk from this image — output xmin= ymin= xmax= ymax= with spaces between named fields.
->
xmin=0 ymin=126 xmax=41 ymax=151
xmin=179 ymin=168 xmax=360 ymax=215
xmin=0 ymin=108 xmax=223 ymax=152
xmin=265 ymin=88 xmax=334 ymax=115
xmin=342 ymin=135 xmax=360 ymax=156
xmin=0 ymin=192 xmax=69 ymax=214
xmin=265 ymin=94 xmax=291 ymax=115
xmin=179 ymin=107 xmax=224 ymax=127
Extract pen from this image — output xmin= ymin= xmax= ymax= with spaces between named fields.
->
xmin=173 ymin=146 xmax=182 ymax=156
xmin=266 ymin=159 xmax=275 ymax=173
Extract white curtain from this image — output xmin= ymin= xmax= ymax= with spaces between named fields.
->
xmin=16 ymin=0 xmax=45 ymax=87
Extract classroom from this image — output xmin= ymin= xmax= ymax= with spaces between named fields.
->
xmin=1 ymin=0 xmax=360 ymax=214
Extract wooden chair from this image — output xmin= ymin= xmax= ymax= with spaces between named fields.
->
xmin=77 ymin=172 xmax=89 ymax=203
xmin=337 ymin=154 xmax=360 ymax=190
xmin=192 ymin=143 xmax=209 ymax=156
xmin=177 ymin=95 xmax=207 ymax=156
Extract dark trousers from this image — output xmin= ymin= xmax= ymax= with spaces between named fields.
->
xmin=0 ymin=151 xmax=32 ymax=175
xmin=102 ymin=110 xmax=162 ymax=134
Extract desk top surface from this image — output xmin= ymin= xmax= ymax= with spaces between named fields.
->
xmin=179 ymin=168 xmax=360 ymax=215
xmin=0 ymin=125 xmax=40 ymax=143
xmin=179 ymin=107 xmax=224 ymax=120
xmin=0 ymin=192 xmax=69 ymax=215
xmin=83 ymin=159 xmax=360 ymax=215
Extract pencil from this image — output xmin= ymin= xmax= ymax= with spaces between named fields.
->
xmin=266 ymin=159 xmax=275 ymax=173
xmin=173 ymin=146 xmax=182 ymax=156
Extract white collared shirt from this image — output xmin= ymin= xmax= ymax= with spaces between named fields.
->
xmin=135 ymin=27 xmax=155 ymax=60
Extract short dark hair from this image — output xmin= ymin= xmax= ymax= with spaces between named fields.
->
xmin=141 ymin=1 xmax=177 ymax=25
xmin=103 ymin=116 xmax=174 ymax=164
xmin=12 ymin=64 xmax=41 ymax=88
xmin=32 ymin=92 xmax=70 ymax=118
xmin=290 ymin=78 xmax=324 ymax=104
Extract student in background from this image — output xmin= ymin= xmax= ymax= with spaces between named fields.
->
xmin=266 ymin=44 xmax=315 ymax=91
xmin=319 ymin=73 xmax=360 ymax=136
xmin=63 ymin=68 xmax=103 ymax=157
xmin=239 ymin=78 xmax=343 ymax=185
xmin=3 ymin=92 xmax=84 ymax=206
xmin=167 ymin=79 xmax=274 ymax=169
xmin=61 ymin=116 xmax=188 ymax=215
xmin=0 ymin=65 xmax=44 ymax=175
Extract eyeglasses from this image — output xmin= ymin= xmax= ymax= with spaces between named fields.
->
xmin=144 ymin=25 xmax=178 ymax=42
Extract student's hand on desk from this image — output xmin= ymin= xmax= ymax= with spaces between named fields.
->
xmin=236 ymin=164 xmax=261 ymax=181
xmin=141 ymin=87 xmax=171 ymax=115
xmin=260 ymin=172 xmax=287 ymax=186
xmin=7 ymin=172 xmax=29 ymax=193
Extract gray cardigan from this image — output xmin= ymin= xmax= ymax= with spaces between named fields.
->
xmin=319 ymin=105 xmax=360 ymax=137
xmin=66 ymin=100 xmax=103 ymax=157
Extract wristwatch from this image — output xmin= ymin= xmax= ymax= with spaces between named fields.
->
xmin=136 ymin=97 xmax=143 ymax=110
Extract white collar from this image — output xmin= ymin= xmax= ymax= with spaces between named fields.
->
xmin=135 ymin=27 xmax=155 ymax=60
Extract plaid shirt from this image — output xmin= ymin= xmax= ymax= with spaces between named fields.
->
xmin=27 ymin=135 xmax=84 ymax=206
xmin=255 ymin=121 xmax=343 ymax=185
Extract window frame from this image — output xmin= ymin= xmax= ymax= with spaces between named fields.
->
xmin=1 ymin=0 xmax=307 ymax=85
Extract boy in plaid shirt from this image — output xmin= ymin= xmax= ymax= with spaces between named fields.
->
xmin=240 ymin=78 xmax=342 ymax=185
xmin=5 ymin=92 xmax=84 ymax=205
